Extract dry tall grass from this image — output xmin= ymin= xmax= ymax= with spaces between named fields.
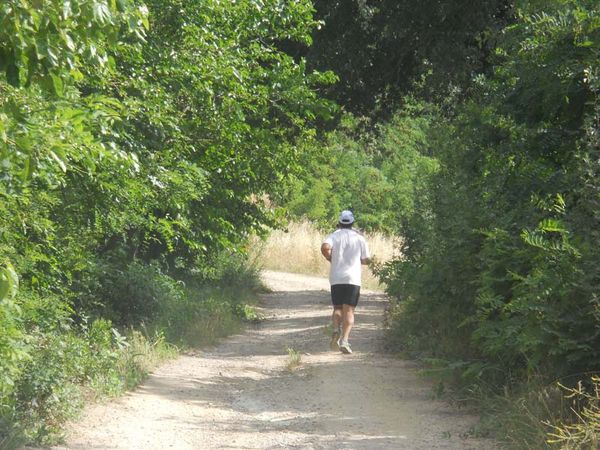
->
xmin=251 ymin=220 xmax=400 ymax=290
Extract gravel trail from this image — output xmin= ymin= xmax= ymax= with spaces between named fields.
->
xmin=53 ymin=271 xmax=497 ymax=450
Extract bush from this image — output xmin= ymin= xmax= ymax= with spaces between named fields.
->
xmin=7 ymin=313 xmax=125 ymax=443
xmin=100 ymin=261 xmax=185 ymax=326
xmin=378 ymin=3 xmax=600 ymax=447
xmin=383 ymin=0 xmax=600 ymax=383
xmin=157 ymin=283 xmax=263 ymax=348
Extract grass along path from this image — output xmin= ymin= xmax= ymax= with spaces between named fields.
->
xmin=51 ymin=271 xmax=498 ymax=449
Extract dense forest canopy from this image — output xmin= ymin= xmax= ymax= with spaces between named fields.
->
xmin=296 ymin=0 xmax=514 ymax=116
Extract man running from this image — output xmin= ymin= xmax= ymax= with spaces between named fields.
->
xmin=321 ymin=210 xmax=371 ymax=354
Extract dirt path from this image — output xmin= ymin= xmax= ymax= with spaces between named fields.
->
xmin=53 ymin=271 xmax=497 ymax=450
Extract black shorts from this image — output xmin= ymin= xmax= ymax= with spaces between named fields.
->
xmin=331 ymin=284 xmax=360 ymax=307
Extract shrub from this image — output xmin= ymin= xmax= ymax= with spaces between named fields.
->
xmin=100 ymin=261 xmax=185 ymax=326
xmin=9 ymin=315 xmax=124 ymax=443
xmin=380 ymin=2 xmax=600 ymax=447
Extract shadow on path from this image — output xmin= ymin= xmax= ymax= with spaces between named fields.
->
xmin=56 ymin=272 xmax=498 ymax=450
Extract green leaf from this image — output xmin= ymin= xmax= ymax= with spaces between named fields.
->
xmin=140 ymin=5 xmax=150 ymax=29
xmin=49 ymin=147 xmax=67 ymax=172
xmin=20 ymin=155 xmax=35 ymax=181
xmin=0 ymin=263 xmax=19 ymax=301
xmin=0 ymin=114 xmax=7 ymax=143
xmin=538 ymin=218 xmax=564 ymax=233
xmin=93 ymin=2 xmax=112 ymax=24
xmin=50 ymin=73 xmax=64 ymax=96
xmin=15 ymin=135 xmax=32 ymax=152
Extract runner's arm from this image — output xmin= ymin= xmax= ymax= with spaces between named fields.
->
xmin=321 ymin=243 xmax=332 ymax=262
xmin=361 ymin=238 xmax=371 ymax=265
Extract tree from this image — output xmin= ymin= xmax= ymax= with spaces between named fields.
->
xmin=290 ymin=0 xmax=514 ymax=116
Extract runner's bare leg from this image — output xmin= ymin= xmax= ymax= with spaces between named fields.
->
xmin=332 ymin=306 xmax=342 ymax=331
xmin=341 ymin=304 xmax=355 ymax=341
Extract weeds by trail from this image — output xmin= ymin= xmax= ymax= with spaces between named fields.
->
xmin=286 ymin=347 xmax=302 ymax=371
xmin=1 ymin=256 xmax=265 ymax=447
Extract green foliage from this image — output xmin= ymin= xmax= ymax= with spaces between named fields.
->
xmin=284 ymin=107 xmax=438 ymax=233
xmin=0 ymin=0 xmax=148 ymax=90
xmin=156 ymin=252 xmax=264 ymax=346
xmin=296 ymin=0 xmax=513 ymax=116
xmin=0 ymin=263 xmax=26 ymax=403
xmin=0 ymin=252 xmax=263 ymax=444
xmin=100 ymin=261 xmax=185 ymax=325
xmin=3 ymin=299 xmax=125 ymax=444
xmin=115 ymin=330 xmax=176 ymax=391
xmin=0 ymin=0 xmax=330 ymax=445
xmin=233 ymin=303 xmax=263 ymax=323
xmin=157 ymin=288 xmax=249 ymax=347
xmin=381 ymin=0 xmax=600 ymax=432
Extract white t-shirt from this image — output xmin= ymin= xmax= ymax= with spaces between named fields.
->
xmin=323 ymin=228 xmax=370 ymax=286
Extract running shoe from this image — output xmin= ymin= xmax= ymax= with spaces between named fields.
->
xmin=338 ymin=339 xmax=352 ymax=354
